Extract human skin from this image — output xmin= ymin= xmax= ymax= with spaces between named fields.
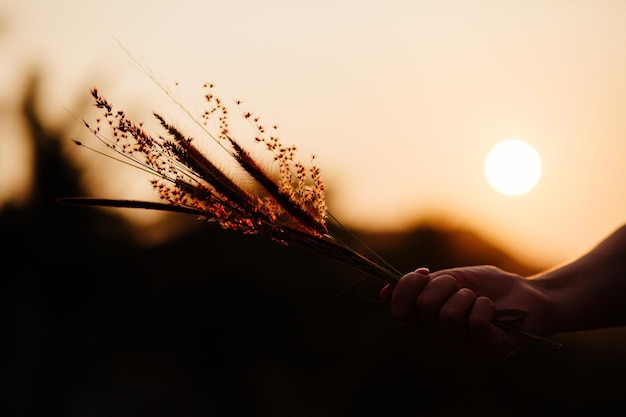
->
xmin=380 ymin=224 xmax=626 ymax=361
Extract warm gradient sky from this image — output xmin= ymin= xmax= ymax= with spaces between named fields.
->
xmin=2 ymin=0 xmax=626 ymax=268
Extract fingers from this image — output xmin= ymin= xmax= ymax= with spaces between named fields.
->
xmin=386 ymin=269 xmax=499 ymax=357
xmin=416 ymin=274 xmax=459 ymax=332
xmin=385 ymin=269 xmax=490 ymax=332
xmin=468 ymin=296 xmax=495 ymax=347
xmin=438 ymin=288 xmax=477 ymax=345
xmin=468 ymin=296 xmax=523 ymax=361
xmin=383 ymin=267 xmax=529 ymax=361
xmin=389 ymin=268 xmax=430 ymax=326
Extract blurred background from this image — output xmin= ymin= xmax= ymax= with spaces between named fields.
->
xmin=2 ymin=1 xmax=626 ymax=416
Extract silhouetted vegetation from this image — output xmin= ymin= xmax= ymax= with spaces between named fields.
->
xmin=3 ymin=71 xmax=626 ymax=417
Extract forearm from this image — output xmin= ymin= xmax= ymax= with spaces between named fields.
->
xmin=533 ymin=224 xmax=626 ymax=334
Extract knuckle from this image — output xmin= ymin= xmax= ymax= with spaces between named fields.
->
xmin=391 ymin=304 xmax=413 ymax=322
xmin=438 ymin=307 xmax=458 ymax=325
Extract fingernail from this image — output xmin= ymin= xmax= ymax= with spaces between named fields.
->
xmin=379 ymin=283 xmax=394 ymax=301
xmin=415 ymin=267 xmax=430 ymax=275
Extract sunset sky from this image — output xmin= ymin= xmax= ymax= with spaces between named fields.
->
xmin=2 ymin=0 xmax=626 ymax=268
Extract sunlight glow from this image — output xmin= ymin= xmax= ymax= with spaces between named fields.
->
xmin=4 ymin=0 xmax=626 ymax=266
xmin=484 ymin=139 xmax=542 ymax=196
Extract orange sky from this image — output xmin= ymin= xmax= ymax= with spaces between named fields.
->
xmin=2 ymin=0 xmax=626 ymax=268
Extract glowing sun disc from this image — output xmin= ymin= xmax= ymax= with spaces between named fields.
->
xmin=484 ymin=139 xmax=542 ymax=196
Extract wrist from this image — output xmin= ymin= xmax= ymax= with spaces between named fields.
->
xmin=529 ymin=269 xmax=573 ymax=335
xmin=531 ymin=256 xmax=623 ymax=334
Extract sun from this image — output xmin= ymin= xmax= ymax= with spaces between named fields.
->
xmin=484 ymin=139 xmax=542 ymax=196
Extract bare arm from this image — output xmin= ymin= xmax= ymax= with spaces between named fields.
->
xmin=533 ymin=223 xmax=626 ymax=334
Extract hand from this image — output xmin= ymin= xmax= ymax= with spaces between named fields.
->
xmin=380 ymin=266 xmax=554 ymax=361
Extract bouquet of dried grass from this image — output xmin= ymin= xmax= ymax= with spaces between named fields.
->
xmin=58 ymin=70 xmax=557 ymax=346
xmin=62 ymin=84 xmax=403 ymax=284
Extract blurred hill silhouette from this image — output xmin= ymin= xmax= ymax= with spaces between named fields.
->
xmin=3 ymin=71 xmax=626 ymax=417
